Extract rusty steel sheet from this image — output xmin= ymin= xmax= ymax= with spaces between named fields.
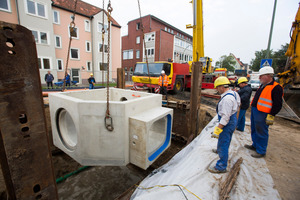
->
xmin=0 ymin=22 xmax=58 ymax=199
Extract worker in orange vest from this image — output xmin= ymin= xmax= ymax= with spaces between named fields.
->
xmin=245 ymin=66 xmax=283 ymax=158
xmin=158 ymin=70 xmax=169 ymax=100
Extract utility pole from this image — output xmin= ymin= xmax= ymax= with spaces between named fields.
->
xmin=266 ymin=0 xmax=277 ymax=58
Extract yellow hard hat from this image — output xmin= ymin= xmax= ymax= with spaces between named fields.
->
xmin=214 ymin=76 xmax=230 ymax=88
xmin=90 ymin=73 xmax=93 ymax=76
xmin=238 ymin=77 xmax=248 ymax=85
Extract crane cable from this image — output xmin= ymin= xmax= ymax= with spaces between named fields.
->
xmin=62 ymin=0 xmax=79 ymax=92
xmin=104 ymin=0 xmax=114 ymax=131
xmin=137 ymin=0 xmax=152 ymax=92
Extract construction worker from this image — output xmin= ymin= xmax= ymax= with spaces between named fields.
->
xmin=88 ymin=73 xmax=96 ymax=89
xmin=158 ymin=70 xmax=169 ymax=99
xmin=245 ymin=66 xmax=283 ymax=158
xmin=209 ymin=76 xmax=240 ymax=173
xmin=236 ymin=77 xmax=252 ymax=132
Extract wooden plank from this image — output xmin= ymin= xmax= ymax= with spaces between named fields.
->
xmin=187 ymin=62 xmax=203 ymax=143
xmin=117 ymin=68 xmax=125 ymax=89
xmin=219 ymin=157 xmax=243 ymax=200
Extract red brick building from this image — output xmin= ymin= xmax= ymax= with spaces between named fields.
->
xmin=122 ymin=15 xmax=193 ymax=80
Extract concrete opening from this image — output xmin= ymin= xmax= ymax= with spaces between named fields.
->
xmin=56 ymin=108 xmax=77 ymax=150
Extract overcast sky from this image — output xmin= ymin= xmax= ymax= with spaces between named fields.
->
xmin=84 ymin=0 xmax=298 ymax=65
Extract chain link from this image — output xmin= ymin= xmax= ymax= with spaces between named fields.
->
xmin=105 ymin=0 xmax=114 ymax=131
xmin=62 ymin=0 xmax=78 ymax=91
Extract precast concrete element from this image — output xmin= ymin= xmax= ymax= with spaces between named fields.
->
xmin=49 ymin=88 xmax=173 ymax=169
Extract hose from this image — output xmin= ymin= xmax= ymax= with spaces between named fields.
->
xmin=56 ymin=166 xmax=90 ymax=184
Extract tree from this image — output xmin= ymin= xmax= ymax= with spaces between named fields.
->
xmin=215 ymin=55 xmax=235 ymax=72
xmin=273 ymin=43 xmax=289 ymax=73
xmin=250 ymin=49 xmax=271 ymax=72
xmin=250 ymin=44 xmax=288 ymax=73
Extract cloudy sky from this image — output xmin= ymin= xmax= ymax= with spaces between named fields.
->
xmin=84 ymin=0 xmax=298 ymax=65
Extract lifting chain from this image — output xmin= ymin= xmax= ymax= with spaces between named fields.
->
xmin=137 ymin=0 xmax=152 ymax=92
xmin=101 ymin=0 xmax=105 ymax=86
xmin=62 ymin=0 xmax=78 ymax=92
xmin=105 ymin=0 xmax=114 ymax=131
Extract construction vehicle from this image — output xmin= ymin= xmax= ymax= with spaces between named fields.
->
xmin=277 ymin=4 xmax=300 ymax=118
xmin=132 ymin=57 xmax=213 ymax=93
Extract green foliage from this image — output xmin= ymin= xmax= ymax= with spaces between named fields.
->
xmin=250 ymin=43 xmax=288 ymax=73
xmin=215 ymin=55 xmax=236 ymax=72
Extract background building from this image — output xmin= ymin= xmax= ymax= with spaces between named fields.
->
xmin=122 ymin=15 xmax=193 ymax=81
xmin=0 ymin=0 xmax=121 ymax=85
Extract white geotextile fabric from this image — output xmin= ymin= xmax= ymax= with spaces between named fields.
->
xmin=131 ymin=115 xmax=281 ymax=200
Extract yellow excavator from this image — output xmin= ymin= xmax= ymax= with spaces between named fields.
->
xmin=278 ymin=4 xmax=300 ymax=119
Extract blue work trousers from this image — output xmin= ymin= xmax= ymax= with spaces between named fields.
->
xmin=236 ymin=109 xmax=247 ymax=131
xmin=216 ymin=112 xmax=237 ymax=171
xmin=250 ymin=107 xmax=269 ymax=155
xmin=89 ymin=83 xmax=94 ymax=89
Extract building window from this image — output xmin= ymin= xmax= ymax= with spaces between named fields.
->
xmin=98 ymin=22 xmax=107 ymax=33
xmin=38 ymin=57 xmax=51 ymax=69
xmin=55 ymin=35 xmax=61 ymax=48
xmin=99 ymin=43 xmax=108 ymax=53
xmin=145 ymin=48 xmax=154 ymax=57
xmin=0 ymin=0 xmax=11 ymax=12
xmin=136 ymin=23 xmax=140 ymax=30
xmin=99 ymin=62 xmax=108 ymax=71
xmin=85 ymin=20 xmax=90 ymax=32
xmin=123 ymin=50 xmax=133 ymax=60
xmin=168 ymin=28 xmax=170 ymax=32
xmin=57 ymin=59 xmax=63 ymax=71
xmin=87 ymin=61 xmax=92 ymax=71
xmin=136 ymin=36 xmax=140 ymax=44
xmin=53 ymin=10 xmax=60 ymax=24
xmin=144 ymin=33 xmax=155 ymax=42
xmin=31 ymin=30 xmax=49 ymax=45
xmin=86 ymin=41 xmax=91 ymax=52
xmin=70 ymin=48 xmax=79 ymax=60
xmin=68 ymin=26 xmax=79 ymax=39
xmin=136 ymin=50 xmax=140 ymax=59
xmin=171 ymin=30 xmax=174 ymax=34
xmin=26 ymin=0 xmax=46 ymax=18
xmin=165 ymin=27 xmax=167 ymax=31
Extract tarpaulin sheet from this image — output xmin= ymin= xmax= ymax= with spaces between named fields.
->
xmin=131 ymin=115 xmax=280 ymax=200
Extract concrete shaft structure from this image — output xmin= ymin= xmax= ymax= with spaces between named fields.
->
xmin=49 ymin=88 xmax=173 ymax=169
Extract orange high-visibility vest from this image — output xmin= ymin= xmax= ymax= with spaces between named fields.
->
xmin=158 ymin=75 xmax=169 ymax=87
xmin=255 ymin=81 xmax=283 ymax=113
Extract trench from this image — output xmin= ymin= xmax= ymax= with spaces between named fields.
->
xmin=0 ymin=95 xmax=215 ymax=200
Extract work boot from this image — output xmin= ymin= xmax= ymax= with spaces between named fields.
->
xmin=251 ymin=152 xmax=265 ymax=158
xmin=208 ymin=165 xmax=226 ymax=174
xmin=212 ymin=149 xmax=218 ymax=154
xmin=244 ymin=144 xmax=256 ymax=151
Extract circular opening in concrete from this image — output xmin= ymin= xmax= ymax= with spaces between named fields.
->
xmin=56 ymin=108 xmax=77 ymax=150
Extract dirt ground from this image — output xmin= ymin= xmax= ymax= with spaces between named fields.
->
xmin=0 ymin=91 xmax=299 ymax=200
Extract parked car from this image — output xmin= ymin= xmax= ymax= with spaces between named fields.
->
xmin=249 ymin=79 xmax=260 ymax=90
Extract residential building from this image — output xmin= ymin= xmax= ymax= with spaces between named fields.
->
xmin=229 ymin=53 xmax=246 ymax=70
xmin=0 ymin=0 xmax=121 ymax=84
xmin=122 ymin=15 xmax=193 ymax=80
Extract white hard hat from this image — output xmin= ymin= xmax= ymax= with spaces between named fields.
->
xmin=259 ymin=66 xmax=274 ymax=76
xmin=161 ymin=70 xmax=165 ymax=74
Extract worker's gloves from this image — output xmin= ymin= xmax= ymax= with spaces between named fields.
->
xmin=211 ymin=127 xmax=223 ymax=139
xmin=266 ymin=114 xmax=275 ymax=125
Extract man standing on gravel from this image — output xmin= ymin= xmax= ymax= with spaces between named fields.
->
xmin=209 ymin=76 xmax=240 ymax=173
xmin=245 ymin=66 xmax=283 ymax=158
xmin=236 ymin=77 xmax=252 ymax=132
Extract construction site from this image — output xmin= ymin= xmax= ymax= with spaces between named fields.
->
xmin=0 ymin=0 xmax=300 ymax=199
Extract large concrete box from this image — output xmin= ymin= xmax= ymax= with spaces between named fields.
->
xmin=49 ymin=88 xmax=173 ymax=169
